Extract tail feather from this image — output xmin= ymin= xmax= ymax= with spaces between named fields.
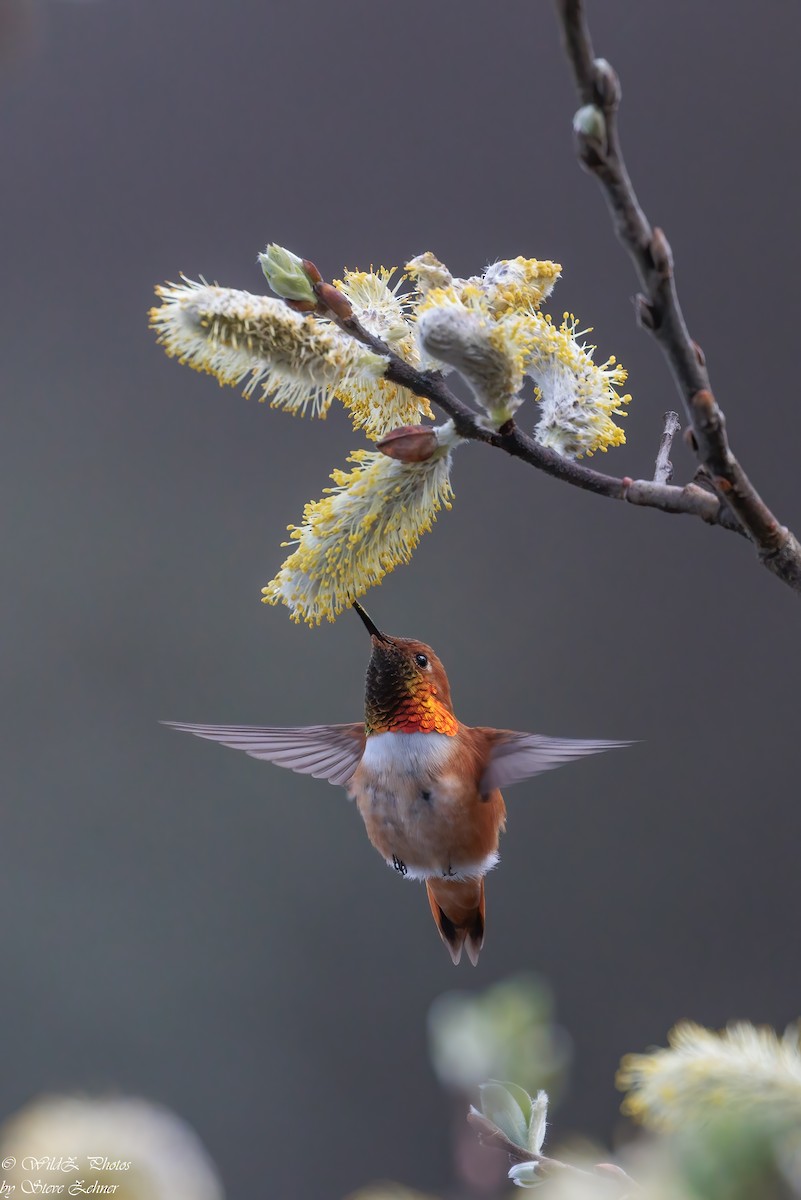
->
xmin=426 ymin=877 xmax=486 ymax=966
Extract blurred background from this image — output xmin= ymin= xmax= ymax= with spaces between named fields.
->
xmin=2 ymin=1 xmax=801 ymax=1195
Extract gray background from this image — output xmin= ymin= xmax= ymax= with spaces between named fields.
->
xmin=2 ymin=1 xmax=800 ymax=1195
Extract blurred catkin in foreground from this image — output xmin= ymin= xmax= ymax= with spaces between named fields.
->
xmin=0 ymin=1095 xmax=224 ymax=1200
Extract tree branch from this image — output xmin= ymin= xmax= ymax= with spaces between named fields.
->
xmin=325 ymin=308 xmax=745 ymax=534
xmin=553 ymin=0 xmax=801 ymax=592
xmin=466 ymin=1108 xmax=580 ymax=1175
xmin=466 ymin=1109 xmax=638 ymax=1194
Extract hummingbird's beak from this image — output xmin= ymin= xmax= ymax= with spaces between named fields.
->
xmin=352 ymin=600 xmax=390 ymax=643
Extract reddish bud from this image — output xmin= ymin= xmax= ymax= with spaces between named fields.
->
xmin=691 ymin=388 xmax=717 ymax=416
xmin=376 ymin=425 xmax=438 ymax=463
xmin=284 ymin=297 xmax=320 ymax=314
xmin=315 ymin=281 xmax=353 ymax=320
xmin=301 ymin=258 xmax=323 ymax=284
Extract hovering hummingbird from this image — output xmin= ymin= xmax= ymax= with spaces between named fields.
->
xmin=165 ymin=603 xmax=629 ymax=965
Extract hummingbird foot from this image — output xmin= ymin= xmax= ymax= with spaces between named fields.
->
xmin=392 ymin=854 xmax=408 ymax=876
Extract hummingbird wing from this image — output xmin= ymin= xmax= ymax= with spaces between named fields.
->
xmin=163 ymin=722 xmax=366 ymax=787
xmin=478 ymin=731 xmax=631 ymax=793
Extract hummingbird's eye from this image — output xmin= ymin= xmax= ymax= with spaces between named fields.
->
xmin=415 ymin=653 xmax=429 ymax=669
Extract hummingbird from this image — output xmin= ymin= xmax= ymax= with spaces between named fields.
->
xmin=165 ymin=602 xmax=629 ymax=965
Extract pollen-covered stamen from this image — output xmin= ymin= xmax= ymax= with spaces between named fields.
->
xmin=416 ymin=288 xmax=534 ymax=424
xmin=149 ymin=279 xmax=387 ymax=418
xmin=405 ymin=251 xmax=454 ymax=295
xmin=407 ymin=253 xmax=561 ymax=316
xmin=336 ymin=375 xmax=430 ymax=441
xmin=332 ymin=267 xmax=432 ymax=438
xmin=478 ymin=257 xmax=562 ymax=315
xmin=262 ymin=423 xmax=462 ymax=625
xmin=336 ymin=267 xmax=415 ymax=346
xmin=528 ymin=311 xmax=630 ymax=458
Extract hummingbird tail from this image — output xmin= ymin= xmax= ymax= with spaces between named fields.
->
xmin=425 ymin=877 xmax=486 ymax=966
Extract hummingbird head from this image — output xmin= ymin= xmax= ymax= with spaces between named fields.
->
xmin=352 ymin=602 xmax=457 ymax=737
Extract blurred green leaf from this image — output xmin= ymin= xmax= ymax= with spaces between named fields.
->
xmin=428 ymin=973 xmax=571 ymax=1098
xmin=478 ymin=1081 xmax=529 ymax=1149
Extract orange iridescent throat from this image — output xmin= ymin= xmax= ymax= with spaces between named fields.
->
xmin=366 ymin=684 xmax=458 ymax=737
xmin=363 ymin=637 xmax=458 ymax=737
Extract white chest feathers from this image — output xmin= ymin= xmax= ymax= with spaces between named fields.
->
xmin=359 ymin=731 xmax=455 ymax=779
xmin=353 ymin=730 xmax=499 ymax=882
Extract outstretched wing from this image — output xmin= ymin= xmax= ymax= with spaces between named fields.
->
xmin=163 ymin=721 xmax=366 ymax=787
xmin=479 ymin=731 xmax=632 ymax=793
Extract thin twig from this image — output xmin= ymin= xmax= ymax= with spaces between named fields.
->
xmin=294 ymin=5 xmax=801 ymax=592
xmin=553 ymin=0 xmax=801 ymax=592
xmin=466 ymin=1109 xmax=579 ymax=1175
xmin=653 ymin=412 xmax=680 ymax=484
xmin=466 ymin=1110 xmax=638 ymax=1193
xmin=326 ymin=308 xmax=745 ymax=535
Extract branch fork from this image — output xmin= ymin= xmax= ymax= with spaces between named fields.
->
xmin=280 ymin=1 xmax=801 ymax=594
